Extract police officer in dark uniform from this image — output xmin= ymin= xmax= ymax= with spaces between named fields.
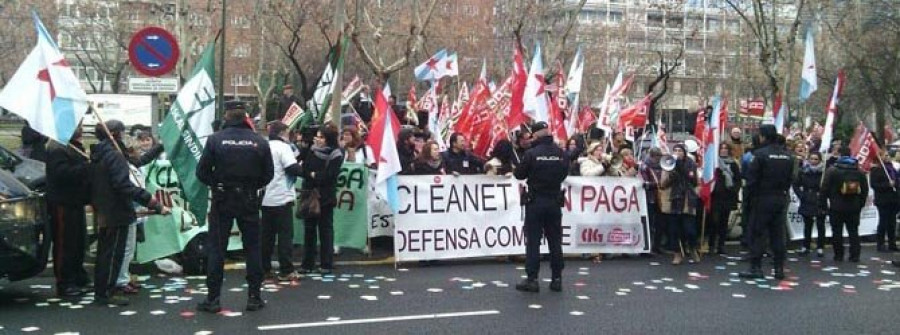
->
xmin=740 ymin=125 xmax=797 ymax=280
xmin=196 ymin=104 xmax=274 ymax=313
xmin=514 ymin=122 xmax=569 ymax=293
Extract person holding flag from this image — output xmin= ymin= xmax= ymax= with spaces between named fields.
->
xmin=740 ymin=125 xmax=797 ymax=280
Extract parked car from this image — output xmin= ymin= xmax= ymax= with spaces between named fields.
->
xmin=0 ymin=168 xmax=50 ymax=281
xmin=0 ymin=144 xmax=45 ymax=191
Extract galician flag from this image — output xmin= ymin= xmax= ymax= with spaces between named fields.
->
xmin=311 ymin=36 xmax=349 ymax=125
xmin=0 ymin=12 xmax=89 ymax=144
xmin=159 ymin=43 xmax=217 ymax=227
xmin=565 ymin=45 xmax=584 ymax=136
xmin=820 ymin=70 xmax=846 ymax=154
xmin=799 ymin=28 xmax=817 ymax=103
xmin=523 ymin=42 xmax=549 ymax=123
xmin=370 ymin=84 xmax=403 ymax=213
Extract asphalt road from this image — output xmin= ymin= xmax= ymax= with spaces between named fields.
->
xmin=2 ymin=247 xmax=900 ymax=335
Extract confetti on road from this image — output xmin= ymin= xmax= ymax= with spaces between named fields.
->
xmin=317 ymin=295 xmax=331 ymax=300
xmin=180 ymin=310 xmax=195 ymax=318
xmin=576 ymin=295 xmax=590 ymax=300
xmin=326 ymin=317 xmax=341 ymax=321
xmin=69 ymin=305 xmax=84 ymax=310
xmin=649 ymin=262 xmax=661 ymax=266
xmin=348 ymin=284 xmax=360 ymax=289
xmin=633 ymin=282 xmax=645 ymax=286
xmin=360 ymin=295 xmax=378 ymax=301
xmin=150 ymin=310 xmax=167 ymax=315
xmin=22 ymin=327 xmax=40 ymax=332
xmin=35 ymin=302 xmax=49 ymax=307
xmin=684 ymin=284 xmax=700 ymax=290
xmin=120 ymin=311 xmax=137 ymax=316
xmin=427 ymin=288 xmax=444 ymax=293
xmin=528 ymin=304 xmax=542 ymax=309
xmin=397 ymin=268 xmax=409 ymax=272
xmin=719 ymin=282 xmax=732 ymax=287
xmin=390 ymin=291 xmax=404 ymax=296
xmin=732 ymin=294 xmax=746 ymax=298
xmin=570 ymin=311 xmax=584 ymax=316
xmin=194 ymin=331 xmax=213 ymax=335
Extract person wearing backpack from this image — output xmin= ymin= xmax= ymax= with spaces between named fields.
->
xmin=820 ymin=147 xmax=869 ymax=262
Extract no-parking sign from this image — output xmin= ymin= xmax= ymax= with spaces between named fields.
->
xmin=128 ymin=27 xmax=180 ymax=77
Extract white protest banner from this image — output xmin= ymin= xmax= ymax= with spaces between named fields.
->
xmin=393 ymin=175 xmax=650 ymax=262
xmin=367 ymin=172 xmax=395 ymax=237
xmin=786 ymin=188 xmax=878 ymax=241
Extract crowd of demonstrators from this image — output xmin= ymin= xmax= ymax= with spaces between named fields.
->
xmin=442 ymin=133 xmax=485 ymax=175
xmin=412 ymin=140 xmax=444 ymax=175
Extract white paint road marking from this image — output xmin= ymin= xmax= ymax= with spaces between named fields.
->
xmin=257 ymin=310 xmax=501 ymax=331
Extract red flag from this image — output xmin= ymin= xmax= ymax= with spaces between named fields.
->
xmin=408 ymin=84 xmax=417 ymax=111
xmin=367 ymin=85 xmax=399 ymax=160
xmin=508 ymin=45 xmax=528 ymax=129
xmin=454 ymin=79 xmax=490 ymax=134
xmin=617 ymin=94 xmax=652 ymax=130
xmin=719 ymin=96 xmax=729 ymax=133
xmin=694 ymin=107 xmax=707 ymax=141
xmin=576 ymin=106 xmax=597 ymax=134
xmin=849 ymin=122 xmax=880 ymax=172
xmin=549 ymin=61 xmax=568 ymax=143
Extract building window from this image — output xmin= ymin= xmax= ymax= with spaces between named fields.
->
xmin=231 ymin=74 xmax=252 ymax=87
xmin=233 ymin=44 xmax=251 ymax=58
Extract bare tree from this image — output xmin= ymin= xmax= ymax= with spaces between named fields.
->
xmin=61 ymin=2 xmax=132 ymax=93
xmin=505 ymin=0 xmax=588 ymax=70
xmin=343 ymin=0 xmax=440 ymax=81
xmin=724 ymin=0 xmax=807 ymax=100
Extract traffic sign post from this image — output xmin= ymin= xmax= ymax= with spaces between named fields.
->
xmin=128 ymin=27 xmax=180 ymax=77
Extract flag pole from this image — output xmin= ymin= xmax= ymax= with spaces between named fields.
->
xmin=217 ymin=0 xmax=227 ymax=120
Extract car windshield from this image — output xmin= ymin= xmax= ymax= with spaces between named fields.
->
xmin=0 ymin=145 xmax=23 ymax=169
xmin=0 ymin=169 xmax=30 ymax=199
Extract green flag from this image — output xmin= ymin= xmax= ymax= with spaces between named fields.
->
xmin=159 ymin=43 xmax=217 ymax=227
xmin=310 ymin=35 xmax=350 ymax=125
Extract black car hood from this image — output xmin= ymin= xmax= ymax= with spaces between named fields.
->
xmin=0 ymin=168 xmax=31 ymax=199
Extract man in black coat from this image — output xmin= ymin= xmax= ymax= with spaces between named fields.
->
xmin=442 ymin=133 xmax=484 ymax=175
xmin=196 ymin=108 xmax=274 ymax=313
xmin=820 ymin=149 xmax=870 ymax=262
xmin=870 ymin=149 xmax=899 ymax=252
xmin=90 ymin=120 xmax=169 ymax=306
xmin=46 ymin=126 xmax=91 ymax=297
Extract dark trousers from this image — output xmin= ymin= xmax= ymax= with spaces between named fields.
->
xmin=261 ymin=203 xmax=295 ymax=274
xmin=875 ymin=203 xmax=898 ymax=249
xmin=748 ymin=197 xmax=788 ymax=268
xmin=301 ymin=206 xmax=335 ymax=270
xmin=648 ymin=204 xmax=664 ymax=253
xmin=94 ymin=225 xmax=129 ymax=299
xmin=49 ymin=203 xmax=90 ymax=290
xmin=206 ymin=192 xmax=263 ymax=302
xmin=802 ymin=214 xmax=827 ymax=250
xmin=524 ymin=196 xmax=563 ymax=280
xmin=740 ymin=194 xmax=751 ymax=247
xmin=707 ymin=204 xmax=732 ymax=252
xmin=830 ymin=211 xmax=861 ymax=259
xmin=669 ymin=214 xmax=698 ymax=250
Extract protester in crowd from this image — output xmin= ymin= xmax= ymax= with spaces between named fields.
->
xmin=135 ymin=130 xmax=156 ymax=154
xmin=659 ymin=144 xmax=700 ymax=265
xmin=739 ymin=134 xmax=760 ymax=249
xmin=278 ymin=85 xmax=299 ymax=120
xmin=442 ymin=133 xmax=484 ymax=175
xmin=794 ymin=152 xmax=827 ymax=257
xmin=299 ymin=124 xmax=344 ymax=275
xmin=196 ymin=106 xmax=273 ymax=313
xmin=618 ymin=147 xmax=639 ymax=177
xmin=91 ymin=120 xmax=169 ymax=306
xmin=395 ymin=127 xmax=417 ymax=174
xmin=260 ymin=122 xmax=304 ymax=282
xmin=708 ymin=142 xmax=742 ymax=255
xmin=513 ymin=129 xmax=532 ymax=165
xmin=580 ymin=142 xmax=606 ymax=177
xmin=341 ymin=127 xmax=375 ymax=168
xmin=412 ymin=140 xmax=445 ymax=175
xmin=566 ymin=136 xmax=585 ymax=176
xmin=825 ymin=139 xmax=842 ymax=167
xmin=820 ymin=147 xmax=869 ymax=262
xmin=115 ymin=135 xmax=149 ymax=295
xmin=612 ymin=131 xmax=632 ymax=153
xmin=485 ymin=140 xmax=516 ymax=176
xmin=641 ymin=147 xmax=665 ymax=254
xmin=870 ymin=147 xmax=899 ymax=252
xmin=45 ymin=125 xmax=91 ymax=297
xmin=726 ymin=127 xmax=745 ymax=160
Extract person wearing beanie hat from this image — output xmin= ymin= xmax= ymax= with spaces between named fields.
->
xmin=820 ymin=146 xmax=869 ymax=263
xmin=739 ymin=124 xmax=797 ymax=280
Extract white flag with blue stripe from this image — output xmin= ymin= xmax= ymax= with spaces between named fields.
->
xmin=0 ymin=12 xmax=89 ymax=144
xmin=799 ymin=28 xmax=817 ymax=103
